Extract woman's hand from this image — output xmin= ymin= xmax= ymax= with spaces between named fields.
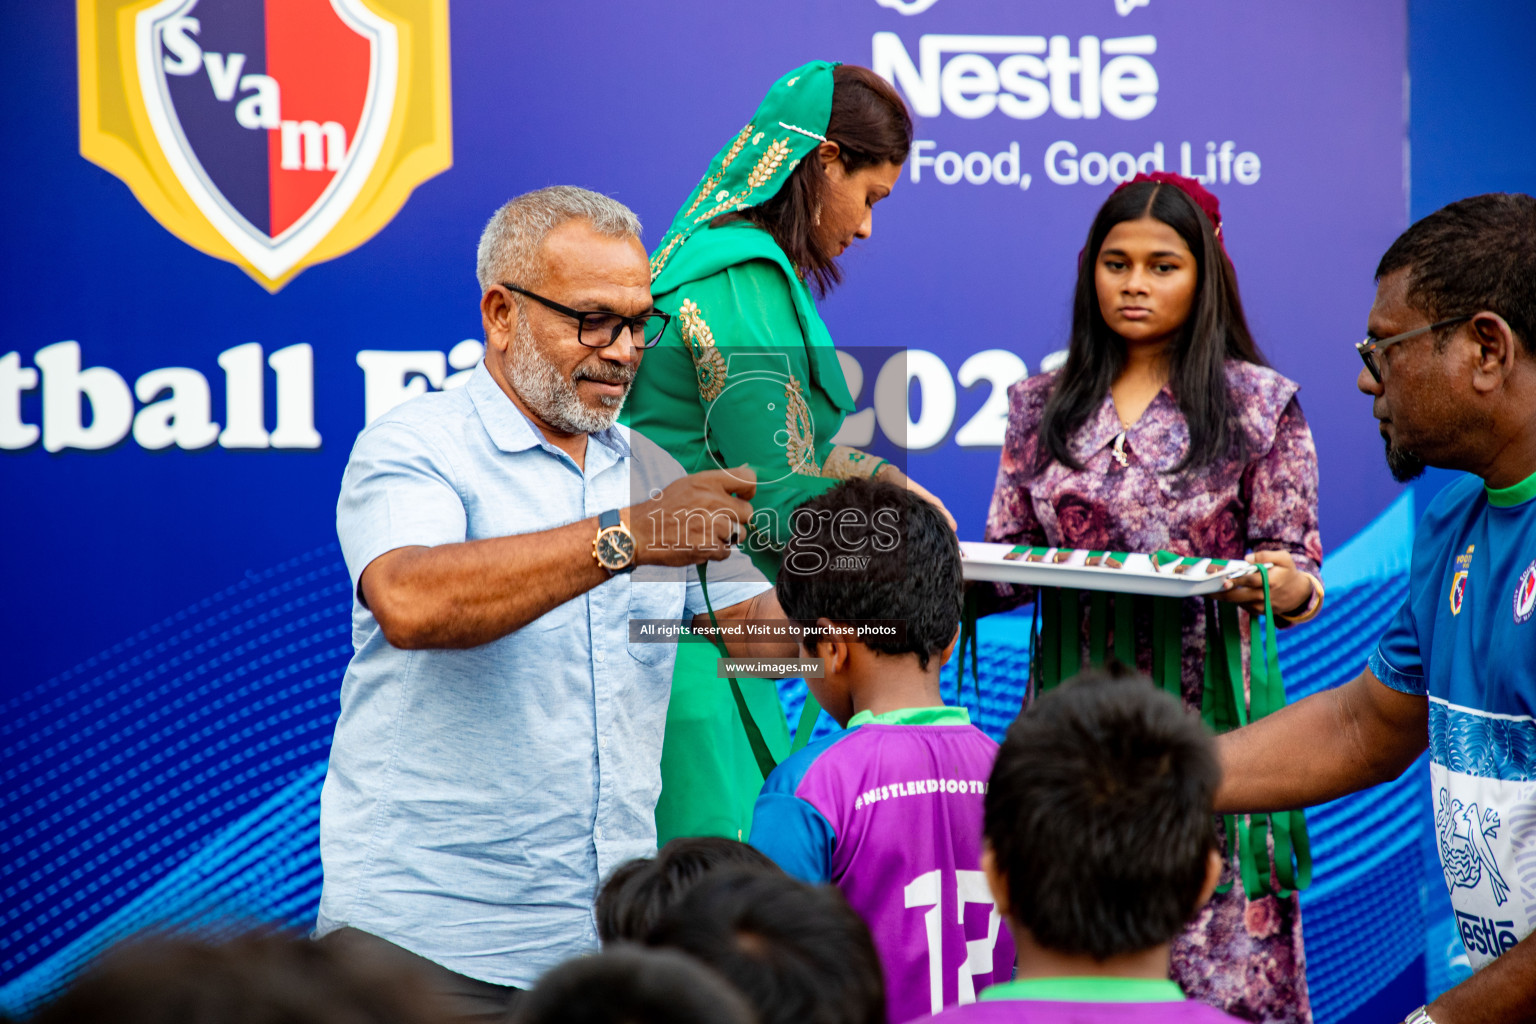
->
xmin=875 ymin=464 xmax=958 ymax=531
xmin=1217 ymin=550 xmax=1316 ymax=619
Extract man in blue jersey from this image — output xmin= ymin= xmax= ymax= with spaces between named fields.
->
xmin=1216 ymin=192 xmax=1536 ymax=1024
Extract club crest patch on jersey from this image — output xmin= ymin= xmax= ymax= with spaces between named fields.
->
xmin=78 ymin=0 xmax=452 ymax=291
xmin=1450 ymin=570 xmax=1468 ymax=616
xmin=1515 ymin=561 xmax=1536 ymax=624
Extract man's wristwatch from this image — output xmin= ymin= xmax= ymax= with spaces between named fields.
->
xmin=592 ymin=509 xmax=636 ymax=574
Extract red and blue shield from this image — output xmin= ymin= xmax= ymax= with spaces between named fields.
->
xmin=79 ymin=0 xmax=451 ymax=290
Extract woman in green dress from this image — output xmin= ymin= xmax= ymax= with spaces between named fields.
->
xmin=628 ymin=60 xmax=946 ymax=843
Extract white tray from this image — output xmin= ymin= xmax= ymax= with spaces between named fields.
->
xmin=960 ymin=542 xmax=1256 ymax=598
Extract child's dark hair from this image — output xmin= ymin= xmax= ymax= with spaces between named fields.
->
xmin=595 ymin=836 xmax=780 ymax=944
xmin=1039 ymin=180 xmax=1266 ymax=474
xmin=33 ymin=929 xmax=446 ymax=1024
xmin=646 ymin=869 xmax=886 ymax=1024
xmin=517 ymin=945 xmax=755 ymax=1024
xmin=985 ymin=670 xmax=1220 ymax=961
xmin=775 ymin=479 xmax=960 ymax=670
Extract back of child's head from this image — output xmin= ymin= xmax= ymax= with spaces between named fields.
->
xmin=776 ymin=478 xmax=960 ymax=670
xmin=33 ymin=929 xmax=447 ymax=1024
xmin=516 ymin=945 xmax=754 ymax=1024
xmin=986 ymin=668 xmax=1220 ymax=961
xmin=596 ymin=836 xmax=780 ymax=944
xmin=646 ymin=869 xmax=885 ymax=1024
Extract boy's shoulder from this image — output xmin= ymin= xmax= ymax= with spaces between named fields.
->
xmin=760 ymin=711 xmax=995 ymax=799
xmin=759 ymin=727 xmax=857 ymax=797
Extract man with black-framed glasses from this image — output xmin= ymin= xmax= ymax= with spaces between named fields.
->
xmin=315 ymin=186 xmax=795 ymax=1019
xmin=1217 ymin=192 xmax=1536 ymax=1024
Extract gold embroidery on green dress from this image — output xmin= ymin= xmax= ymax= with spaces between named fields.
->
xmin=651 ymin=125 xmax=762 ymax=280
xmin=784 ymin=373 xmax=819 ymax=476
xmin=721 ymin=123 xmax=754 ymax=170
xmin=677 ymin=124 xmax=753 ymax=227
xmin=649 ymin=234 xmax=685 ymax=280
xmin=689 ymin=137 xmax=798 ymax=226
xmin=683 ymin=175 xmax=721 ymax=220
xmin=677 ymin=298 xmax=728 ymax=402
xmin=748 ymin=138 xmax=791 ymax=188
xmin=821 ymin=445 xmax=884 ymax=480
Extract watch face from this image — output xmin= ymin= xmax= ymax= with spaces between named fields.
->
xmin=597 ymin=528 xmax=635 ymax=568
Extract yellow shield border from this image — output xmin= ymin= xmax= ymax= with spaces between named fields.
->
xmin=77 ymin=0 xmax=452 ymax=292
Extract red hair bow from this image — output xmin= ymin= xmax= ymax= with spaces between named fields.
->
xmin=1114 ymin=171 xmax=1224 ymax=244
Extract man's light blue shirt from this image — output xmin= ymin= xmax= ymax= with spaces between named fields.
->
xmin=317 ymin=362 xmax=769 ymax=987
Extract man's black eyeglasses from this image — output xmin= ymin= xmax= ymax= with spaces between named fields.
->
xmin=1355 ymin=315 xmax=1472 ymax=383
xmin=501 ymin=282 xmax=670 ymax=349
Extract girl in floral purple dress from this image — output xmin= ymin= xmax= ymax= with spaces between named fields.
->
xmin=984 ymin=174 xmax=1325 ymax=1024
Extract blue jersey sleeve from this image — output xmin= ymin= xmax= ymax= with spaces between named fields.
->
xmin=748 ymin=733 xmax=845 ymax=883
xmin=749 ymin=789 xmax=835 ymax=883
xmin=1371 ymin=595 xmax=1425 ymax=694
xmin=1369 ymin=476 xmax=1485 ymax=696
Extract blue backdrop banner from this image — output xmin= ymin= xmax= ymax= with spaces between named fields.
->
xmin=3 ymin=0 xmax=1415 ymax=1017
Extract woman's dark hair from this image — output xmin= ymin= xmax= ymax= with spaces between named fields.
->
xmin=595 ymin=836 xmax=781 ymax=944
xmin=720 ymin=64 xmax=912 ymax=296
xmin=1038 ymin=180 xmax=1267 ymax=474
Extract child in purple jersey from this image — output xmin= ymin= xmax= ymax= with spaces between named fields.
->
xmin=750 ymin=479 xmax=1014 ymax=1023
xmin=916 ymin=669 xmax=1237 ymax=1023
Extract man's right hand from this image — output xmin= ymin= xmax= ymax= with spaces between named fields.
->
xmin=627 ymin=466 xmax=758 ymax=567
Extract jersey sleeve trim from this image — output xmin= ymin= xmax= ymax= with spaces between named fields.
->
xmin=1369 ymin=648 xmax=1426 ymax=695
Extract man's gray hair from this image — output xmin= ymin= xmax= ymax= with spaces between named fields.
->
xmin=475 ymin=186 xmax=644 ymax=294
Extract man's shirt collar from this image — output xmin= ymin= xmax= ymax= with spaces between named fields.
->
xmin=467 ymin=361 xmax=632 ymax=462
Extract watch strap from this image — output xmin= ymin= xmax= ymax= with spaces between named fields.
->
xmin=599 ymin=508 xmax=620 ymax=530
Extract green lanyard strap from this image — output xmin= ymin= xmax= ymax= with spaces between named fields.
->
xmin=697 ymin=564 xmax=778 ymax=780
xmin=1151 ymin=597 xmax=1183 ymax=700
xmin=791 ymin=692 xmax=821 ymax=754
xmin=957 ymin=585 xmax=984 ymax=704
xmin=1211 ymin=565 xmax=1312 ymax=899
xmin=1028 ymin=565 xmax=1312 ymax=900
xmin=1246 ymin=564 xmax=1312 ymax=894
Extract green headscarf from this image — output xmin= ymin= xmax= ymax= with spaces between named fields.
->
xmin=649 ymin=60 xmax=837 ymax=288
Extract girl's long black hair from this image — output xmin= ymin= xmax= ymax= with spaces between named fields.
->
xmin=1037 ymin=181 xmax=1267 ymax=475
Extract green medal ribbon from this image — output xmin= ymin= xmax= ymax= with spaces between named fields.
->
xmin=791 ymin=693 xmax=822 ymax=754
xmin=1030 ymin=558 xmax=1311 ymax=900
xmin=956 ymin=585 xmax=984 ymax=703
xmin=698 ymin=564 xmax=778 ymax=779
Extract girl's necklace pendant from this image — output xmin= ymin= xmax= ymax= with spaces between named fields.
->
xmin=1111 ymin=431 xmax=1130 ymax=468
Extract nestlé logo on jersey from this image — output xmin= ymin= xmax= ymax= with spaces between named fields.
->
xmin=78 ymin=0 xmax=451 ymax=291
xmin=1455 ymin=911 xmax=1520 ymax=960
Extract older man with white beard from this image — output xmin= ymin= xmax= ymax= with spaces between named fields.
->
xmin=314 ymin=187 xmax=789 ymax=1021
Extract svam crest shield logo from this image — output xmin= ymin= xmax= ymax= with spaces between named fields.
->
xmin=78 ymin=0 xmax=451 ymax=291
